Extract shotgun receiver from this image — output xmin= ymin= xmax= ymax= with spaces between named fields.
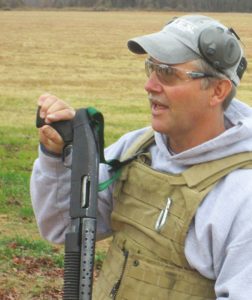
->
xmin=36 ymin=107 xmax=103 ymax=299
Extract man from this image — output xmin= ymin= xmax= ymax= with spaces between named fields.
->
xmin=31 ymin=15 xmax=252 ymax=299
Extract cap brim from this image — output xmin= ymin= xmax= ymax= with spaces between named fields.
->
xmin=128 ymin=31 xmax=200 ymax=64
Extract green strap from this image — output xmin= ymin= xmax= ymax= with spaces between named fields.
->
xmin=98 ymin=168 xmax=122 ymax=192
xmin=86 ymin=107 xmax=148 ymax=191
xmin=86 ymin=107 xmax=122 ymax=191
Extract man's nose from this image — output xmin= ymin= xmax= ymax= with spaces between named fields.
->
xmin=144 ymin=72 xmax=163 ymax=94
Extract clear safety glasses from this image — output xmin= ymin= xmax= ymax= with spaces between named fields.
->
xmin=145 ymin=58 xmax=214 ymax=86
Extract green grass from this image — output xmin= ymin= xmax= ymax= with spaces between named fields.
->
xmin=0 ymin=236 xmax=64 ymax=268
xmin=0 ymin=127 xmax=36 ymax=218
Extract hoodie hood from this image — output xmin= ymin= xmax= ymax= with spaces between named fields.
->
xmin=153 ymin=98 xmax=252 ymax=172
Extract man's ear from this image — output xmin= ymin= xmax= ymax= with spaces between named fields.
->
xmin=210 ymin=79 xmax=232 ymax=107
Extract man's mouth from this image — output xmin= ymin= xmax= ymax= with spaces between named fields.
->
xmin=152 ymin=102 xmax=167 ymax=110
xmin=149 ymin=97 xmax=168 ymax=111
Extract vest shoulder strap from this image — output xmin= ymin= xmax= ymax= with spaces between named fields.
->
xmin=121 ymin=127 xmax=155 ymax=161
xmin=182 ymin=152 xmax=252 ymax=191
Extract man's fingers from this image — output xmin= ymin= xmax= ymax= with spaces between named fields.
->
xmin=39 ymin=126 xmax=64 ymax=154
xmin=40 ymin=125 xmax=63 ymax=144
xmin=37 ymin=93 xmax=75 ymax=154
xmin=45 ymin=108 xmax=76 ymax=123
xmin=37 ymin=93 xmax=51 ymax=106
xmin=37 ymin=93 xmax=75 ymax=123
xmin=38 ymin=94 xmax=59 ymax=118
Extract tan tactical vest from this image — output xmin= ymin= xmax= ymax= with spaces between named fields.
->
xmin=94 ymin=129 xmax=252 ymax=300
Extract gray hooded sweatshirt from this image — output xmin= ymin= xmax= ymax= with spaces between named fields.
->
xmin=30 ymin=98 xmax=252 ymax=300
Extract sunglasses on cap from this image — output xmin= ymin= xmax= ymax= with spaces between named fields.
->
xmin=145 ymin=58 xmax=214 ymax=86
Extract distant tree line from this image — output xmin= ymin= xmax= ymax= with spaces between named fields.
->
xmin=1 ymin=0 xmax=252 ymax=12
xmin=0 ymin=0 xmax=24 ymax=9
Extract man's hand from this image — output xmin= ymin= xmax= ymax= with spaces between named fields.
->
xmin=38 ymin=93 xmax=76 ymax=154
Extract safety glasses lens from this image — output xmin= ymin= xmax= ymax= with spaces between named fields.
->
xmin=145 ymin=59 xmax=183 ymax=85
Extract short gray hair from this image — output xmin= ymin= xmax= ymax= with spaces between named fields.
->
xmin=193 ymin=58 xmax=236 ymax=110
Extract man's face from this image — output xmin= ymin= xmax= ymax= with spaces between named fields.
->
xmin=144 ymin=59 xmax=215 ymax=144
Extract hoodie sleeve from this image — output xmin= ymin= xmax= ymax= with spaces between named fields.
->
xmin=30 ymin=148 xmax=71 ymax=244
xmin=185 ymin=168 xmax=252 ymax=300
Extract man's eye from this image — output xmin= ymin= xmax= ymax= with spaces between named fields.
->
xmin=163 ymin=67 xmax=173 ymax=76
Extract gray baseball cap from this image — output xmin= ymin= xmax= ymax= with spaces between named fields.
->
xmin=128 ymin=15 xmax=246 ymax=86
